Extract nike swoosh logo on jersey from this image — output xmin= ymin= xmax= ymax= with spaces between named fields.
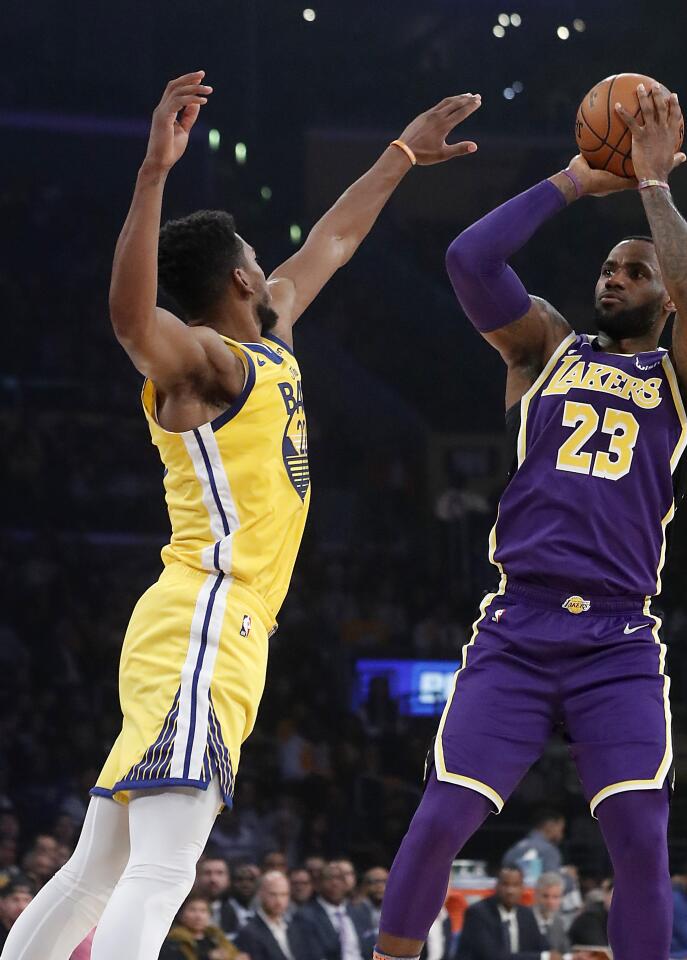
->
xmin=624 ymin=622 xmax=651 ymax=634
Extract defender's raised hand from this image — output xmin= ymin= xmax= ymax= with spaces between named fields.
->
xmin=398 ymin=94 xmax=481 ymax=165
xmin=615 ymin=83 xmax=686 ymax=183
xmin=145 ymin=71 xmax=213 ymax=172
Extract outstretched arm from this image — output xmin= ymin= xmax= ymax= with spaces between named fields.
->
xmin=268 ymin=93 xmax=482 ymax=341
xmin=445 ymin=158 xmax=645 ymax=406
xmin=617 ymin=83 xmax=687 ymax=383
xmin=109 ymin=72 xmax=243 ymax=394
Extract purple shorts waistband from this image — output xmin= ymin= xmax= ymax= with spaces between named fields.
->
xmin=504 ymin=579 xmax=649 ymax=615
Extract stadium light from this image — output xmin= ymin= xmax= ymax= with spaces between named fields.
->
xmin=498 ymin=13 xmax=509 ymax=26
xmin=493 ymin=24 xmax=506 ymax=37
xmin=235 ymin=142 xmax=247 ymax=164
xmin=303 ymin=8 xmax=316 ymax=21
xmin=260 ymin=186 xmax=272 ymax=201
xmin=557 ymin=25 xmax=570 ymax=39
xmin=509 ymin=13 xmax=522 ymax=26
xmin=573 ymin=18 xmax=586 ymax=32
xmin=290 ymin=224 xmax=302 ymax=245
xmin=503 ymin=88 xmax=515 ymax=100
xmin=208 ymin=129 xmax=220 ymax=151
xmin=512 ymin=80 xmax=524 ymax=93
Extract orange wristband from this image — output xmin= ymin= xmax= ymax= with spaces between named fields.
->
xmin=390 ymin=139 xmax=417 ymax=166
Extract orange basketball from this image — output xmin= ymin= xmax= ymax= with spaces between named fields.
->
xmin=575 ymin=72 xmax=684 ymax=178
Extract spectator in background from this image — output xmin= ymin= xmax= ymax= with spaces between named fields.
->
xmin=298 ymin=862 xmax=376 ymax=960
xmin=289 ymin=869 xmax=314 ymax=907
xmin=456 ymin=867 xmax=556 ymax=960
xmin=263 ymin=851 xmax=289 ymax=875
xmin=21 ymin=836 xmax=57 ymax=890
xmin=160 ymin=892 xmax=241 ymax=960
xmin=671 ymin=866 xmax=687 ymax=958
xmin=533 ymin=873 xmax=570 ymax=954
xmin=502 ymin=810 xmax=566 ymax=880
xmin=196 ymin=855 xmax=238 ymax=935
xmin=0 ymin=877 xmax=33 ymax=950
xmin=304 ymin=857 xmax=325 ymax=893
xmin=237 ymin=871 xmax=318 ymax=960
xmin=568 ymin=881 xmax=612 ymax=951
xmin=423 ymin=899 xmax=452 ymax=960
xmin=361 ymin=867 xmax=388 ymax=930
xmin=0 ymin=839 xmax=18 ymax=873
xmin=331 ymin=859 xmax=357 ymax=900
xmin=228 ymin=863 xmax=261 ymax=928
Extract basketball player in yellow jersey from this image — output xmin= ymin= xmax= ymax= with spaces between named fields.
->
xmin=0 ymin=75 xmax=481 ymax=960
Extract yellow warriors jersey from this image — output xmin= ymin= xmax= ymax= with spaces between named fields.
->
xmin=142 ymin=332 xmax=310 ymax=628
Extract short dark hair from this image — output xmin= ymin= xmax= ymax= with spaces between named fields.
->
xmin=158 ymin=210 xmax=245 ymax=319
xmin=533 ymin=808 xmax=564 ymax=828
xmin=620 ymin=234 xmax=655 ymax=244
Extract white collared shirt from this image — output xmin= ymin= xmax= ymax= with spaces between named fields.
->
xmin=317 ymin=898 xmax=363 ymax=960
xmin=258 ymin=908 xmax=294 ymax=960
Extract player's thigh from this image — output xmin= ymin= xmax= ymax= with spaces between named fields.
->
xmin=562 ymin=628 xmax=670 ymax=813
xmin=435 ymin=596 xmax=557 ymax=811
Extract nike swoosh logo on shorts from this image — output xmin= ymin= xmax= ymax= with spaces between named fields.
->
xmin=624 ymin=622 xmax=651 ymax=635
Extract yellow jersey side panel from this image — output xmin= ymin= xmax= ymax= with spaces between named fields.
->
xmin=142 ymin=333 xmax=310 ymax=625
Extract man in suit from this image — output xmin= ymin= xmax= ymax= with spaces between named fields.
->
xmin=236 ymin=871 xmax=319 ymax=960
xmin=297 ymin=862 xmax=377 ymax=960
xmin=533 ymin=873 xmax=570 ymax=954
xmin=456 ymin=867 xmax=562 ymax=960
xmin=195 ymin=853 xmax=239 ymax=935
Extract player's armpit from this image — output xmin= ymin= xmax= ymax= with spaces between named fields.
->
xmin=484 ymin=296 xmax=571 ymax=367
xmin=115 ymin=308 xmax=244 ymax=398
xmin=487 ymin=297 xmax=572 ymax=409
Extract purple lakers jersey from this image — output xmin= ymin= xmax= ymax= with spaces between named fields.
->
xmin=493 ymin=333 xmax=687 ymax=597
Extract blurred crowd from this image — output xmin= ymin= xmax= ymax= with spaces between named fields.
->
xmin=4 ymin=809 xmax=687 ymax=959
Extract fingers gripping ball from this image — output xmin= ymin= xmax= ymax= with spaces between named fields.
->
xmin=575 ymin=73 xmax=684 ymax=177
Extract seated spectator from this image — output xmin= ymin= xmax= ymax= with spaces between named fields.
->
xmin=568 ymin=881 xmax=612 ymax=951
xmin=289 ymin=869 xmax=315 ymax=907
xmin=455 ymin=866 xmax=555 ymax=960
xmin=330 ymin=859 xmax=357 ymax=901
xmin=502 ymin=810 xmax=566 ymax=879
xmin=227 ymin=863 xmax=261 ymax=928
xmin=21 ymin=837 xmax=57 ymax=891
xmin=196 ymin=854 xmax=238 ymax=935
xmin=263 ymin=851 xmax=289 ymax=875
xmin=297 ymin=862 xmax=376 ymax=960
xmin=424 ymin=901 xmax=452 ymax=960
xmin=236 ymin=871 xmax=319 ymax=960
xmin=360 ymin=867 xmax=388 ymax=931
xmin=160 ymin=892 xmax=243 ymax=960
xmin=0 ymin=876 xmax=33 ymax=950
xmin=533 ymin=872 xmax=570 ymax=953
xmin=672 ymin=866 xmax=687 ymax=958
xmin=304 ymin=857 xmax=325 ymax=893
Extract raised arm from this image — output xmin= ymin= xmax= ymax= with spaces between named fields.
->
xmin=616 ymin=83 xmax=687 ymax=383
xmin=109 ymin=72 xmax=243 ymax=395
xmin=268 ymin=94 xmax=482 ymax=340
xmin=445 ymin=156 xmax=643 ymax=407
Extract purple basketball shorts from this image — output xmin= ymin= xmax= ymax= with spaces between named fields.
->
xmin=433 ymin=580 xmax=672 ymax=816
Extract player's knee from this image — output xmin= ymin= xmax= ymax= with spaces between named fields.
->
xmin=120 ymin=858 xmax=196 ymax=891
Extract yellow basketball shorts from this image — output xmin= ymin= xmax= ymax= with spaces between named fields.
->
xmin=92 ymin=562 xmax=270 ymax=806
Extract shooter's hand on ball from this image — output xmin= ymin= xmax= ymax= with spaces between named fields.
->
xmin=616 ymin=84 xmax=686 ymax=183
xmin=144 ymin=71 xmax=213 ymax=173
xmin=398 ymin=93 xmax=481 ymax=165
xmin=564 ymin=152 xmax=640 ymax=197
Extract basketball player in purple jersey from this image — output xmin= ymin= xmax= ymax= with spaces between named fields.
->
xmin=374 ymin=86 xmax=687 ymax=960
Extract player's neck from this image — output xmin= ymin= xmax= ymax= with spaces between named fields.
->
xmin=190 ymin=298 xmax=262 ymax=343
xmin=595 ymin=329 xmax=660 ymax=355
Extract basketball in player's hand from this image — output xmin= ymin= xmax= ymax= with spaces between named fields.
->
xmin=575 ymin=73 xmax=684 ymax=178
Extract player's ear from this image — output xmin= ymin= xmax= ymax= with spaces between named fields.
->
xmin=233 ymin=266 xmax=255 ymax=297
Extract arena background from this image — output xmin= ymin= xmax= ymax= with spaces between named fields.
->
xmin=2 ymin=0 xmax=687 ymax=907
